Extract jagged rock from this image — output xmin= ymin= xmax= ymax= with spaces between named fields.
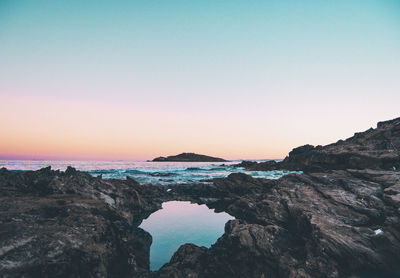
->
xmin=236 ymin=117 xmax=400 ymax=172
xmin=0 ymin=167 xmax=169 ymax=278
xmin=156 ymin=244 xmax=208 ymax=278
xmin=157 ymin=169 xmax=400 ymax=277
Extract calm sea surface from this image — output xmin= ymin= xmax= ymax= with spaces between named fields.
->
xmin=0 ymin=159 xmax=300 ymax=185
xmin=139 ymin=201 xmax=234 ymax=270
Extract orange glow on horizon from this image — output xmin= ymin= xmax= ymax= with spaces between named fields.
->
xmin=1 ymin=92 xmax=398 ymax=161
xmin=0 ymin=94 xmax=291 ymax=161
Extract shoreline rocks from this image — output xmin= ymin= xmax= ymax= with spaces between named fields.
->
xmin=1 ymin=117 xmax=400 ymax=277
xmin=162 ymin=169 xmax=400 ymax=277
xmin=0 ymin=167 xmax=170 ymax=277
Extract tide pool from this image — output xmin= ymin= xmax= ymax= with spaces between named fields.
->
xmin=139 ymin=201 xmax=234 ymax=270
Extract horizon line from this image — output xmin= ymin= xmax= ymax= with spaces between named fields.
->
xmin=0 ymin=155 xmax=284 ymax=162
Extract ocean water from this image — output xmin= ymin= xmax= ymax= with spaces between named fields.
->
xmin=0 ymin=159 xmax=300 ymax=185
xmin=139 ymin=201 xmax=234 ymax=270
xmin=1 ymin=160 xmax=298 ymax=271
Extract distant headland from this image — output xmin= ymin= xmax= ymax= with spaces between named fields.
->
xmin=152 ymin=152 xmax=227 ymax=162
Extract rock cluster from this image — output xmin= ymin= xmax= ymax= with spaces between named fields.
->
xmin=0 ymin=167 xmax=167 ymax=277
xmin=160 ymin=170 xmax=400 ymax=277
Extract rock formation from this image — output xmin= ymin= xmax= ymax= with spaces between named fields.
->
xmin=235 ymin=117 xmax=400 ymax=172
xmin=152 ymin=152 xmax=227 ymax=162
xmin=161 ymin=170 xmax=400 ymax=277
xmin=0 ymin=167 xmax=168 ymax=277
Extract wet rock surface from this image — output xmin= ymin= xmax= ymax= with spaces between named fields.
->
xmin=0 ymin=167 xmax=168 ymax=277
xmin=1 ymin=117 xmax=400 ymax=277
xmin=162 ymin=170 xmax=400 ymax=277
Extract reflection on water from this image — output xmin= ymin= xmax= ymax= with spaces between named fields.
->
xmin=139 ymin=201 xmax=234 ymax=270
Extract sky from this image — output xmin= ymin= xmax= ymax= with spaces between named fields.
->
xmin=0 ymin=0 xmax=400 ymax=160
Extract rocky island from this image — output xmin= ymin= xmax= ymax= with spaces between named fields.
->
xmin=1 ymin=117 xmax=400 ymax=277
xmin=152 ymin=152 xmax=227 ymax=162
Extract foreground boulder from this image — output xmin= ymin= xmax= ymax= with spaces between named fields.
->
xmin=0 ymin=167 xmax=168 ymax=278
xmin=0 ymin=193 xmax=151 ymax=277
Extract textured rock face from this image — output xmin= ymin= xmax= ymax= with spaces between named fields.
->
xmin=157 ymin=170 xmax=400 ymax=278
xmin=152 ymin=153 xmax=227 ymax=162
xmin=0 ymin=167 xmax=167 ymax=278
xmin=0 ymin=194 xmax=151 ymax=277
xmin=236 ymin=117 xmax=400 ymax=172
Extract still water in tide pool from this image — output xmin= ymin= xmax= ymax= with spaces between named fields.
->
xmin=139 ymin=201 xmax=234 ymax=270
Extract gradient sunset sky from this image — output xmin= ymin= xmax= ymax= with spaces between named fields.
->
xmin=1 ymin=0 xmax=399 ymax=160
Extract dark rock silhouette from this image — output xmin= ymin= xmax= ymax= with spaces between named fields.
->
xmin=235 ymin=117 xmax=400 ymax=172
xmin=152 ymin=152 xmax=227 ymax=162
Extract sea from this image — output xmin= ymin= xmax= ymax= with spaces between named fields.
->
xmin=0 ymin=159 xmax=300 ymax=185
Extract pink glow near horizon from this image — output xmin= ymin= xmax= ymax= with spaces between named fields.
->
xmin=1 ymin=91 xmax=398 ymax=161
xmin=1 ymin=1 xmax=399 ymax=160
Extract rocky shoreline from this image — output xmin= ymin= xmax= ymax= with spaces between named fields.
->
xmin=1 ymin=117 xmax=400 ymax=277
xmin=234 ymin=118 xmax=400 ymax=173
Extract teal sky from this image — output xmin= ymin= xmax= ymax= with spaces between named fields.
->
xmin=1 ymin=0 xmax=400 ymax=160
